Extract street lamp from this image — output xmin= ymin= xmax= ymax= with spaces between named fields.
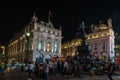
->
xmin=26 ymin=32 xmax=30 ymax=37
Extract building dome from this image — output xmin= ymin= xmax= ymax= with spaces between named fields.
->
xmin=98 ymin=23 xmax=108 ymax=30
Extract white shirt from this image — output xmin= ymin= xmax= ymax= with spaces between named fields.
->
xmin=64 ymin=61 xmax=68 ymax=68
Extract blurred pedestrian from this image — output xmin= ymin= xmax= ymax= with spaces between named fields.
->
xmin=107 ymin=60 xmax=114 ymax=80
xmin=43 ymin=60 xmax=50 ymax=80
xmin=34 ymin=63 xmax=39 ymax=78
xmin=27 ymin=61 xmax=34 ymax=80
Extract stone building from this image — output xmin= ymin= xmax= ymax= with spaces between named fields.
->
xmin=86 ymin=18 xmax=115 ymax=61
xmin=0 ymin=45 xmax=5 ymax=59
xmin=8 ymin=13 xmax=62 ymax=63
xmin=61 ymin=18 xmax=115 ymax=61
xmin=114 ymin=33 xmax=120 ymax=57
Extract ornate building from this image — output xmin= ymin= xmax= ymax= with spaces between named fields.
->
xmin=0 ymin=45 xmax=5 ymax=59
xmin=114 ymin=33 xmax=120 ymax=57
xmin=86 ymin=18 xmax=115 ymax=61
xmin=61 ymin=18 xmax=115 ymax=61
xmin=8 ymin=13 xmax=62 ymax=63
xmin=61 ymin=39 xmax=82 ymax=57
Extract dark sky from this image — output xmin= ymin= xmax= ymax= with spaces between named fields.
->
xmin=1 ymin=0 xmax=120 ymax=44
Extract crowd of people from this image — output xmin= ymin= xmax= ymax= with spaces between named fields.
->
xmin=20 ymin=55 xmax=120 ymax=80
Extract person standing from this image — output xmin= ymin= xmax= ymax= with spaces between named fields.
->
xmin=44 ymin=60 xmax=50 ymax=80
xmin=63 ymin=60 xmax=68 ymax=78
xmin=49 ymin=61 xmax=53 ymax=75
xmin=76 ymin=62 xmax=81 ymax=78
xmin=107 ymin=60 xmax=114 ymax=80
xmin=0 ymin=64 xmax=3 ymax=79
xmin=28 ymin=61 xmax=34 ymax=80
xmin=34 ymin=63 xmax=39 ymax=78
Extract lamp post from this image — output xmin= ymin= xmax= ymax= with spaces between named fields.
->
xmin=26 ymin=31 xmax=30 ymax=63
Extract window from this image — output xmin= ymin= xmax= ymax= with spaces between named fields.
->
xmin=90 ymin=36 xmax=92 ymax=38
xmin=39 ymin=35 xmax=42 ymax=38
xmin=54 ymin=43 xmax=58 ymax=53
xmin=40 ymin=28 xmax=44 ymax=32
xmin=98 ymin=34 xmax=101 ymax=36
xmin=104 ymin=33 xmax=107 ymax=35
xmin=50 ymin=31 xmax=53 ymax=34
xmin=55 ymin=32 xmax=57 ymax=35
xmin=47 ymin=37 xmax=51 ymax=40
xmin=45 ymin=30 xmax=48 ymax=33
xmin=48 ymin=30 xmax=50 ymax=34
xmin=37 ymin=27 xmax=40 ymax=30
xmin=94 ymin=43 xmax=97 ymax=50
xmin=38 ymin=41 xmax=42 ymax=50
xmin=47 ymin=43 xmax=50 ymax=51
xmin=102 ymin=46 xmax=105 ymax=50
xmin=94 ymin=47 xmax=97 ymax=50
xmin=102 ymin=41 xmax=105 ymax=51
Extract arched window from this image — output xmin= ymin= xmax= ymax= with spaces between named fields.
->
xmin=54 ymin=43 xmax=57 ymax=53
xmin=38 ymin=41 xmax=42 ymax=50
xmin=47 ymin=43 xmax=50 ymax=51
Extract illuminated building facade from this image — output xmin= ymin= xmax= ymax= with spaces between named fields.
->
xmin=0 ymin=45 xmax=5 ymax=59
xmin=8 ymin=13 xmax=62 ymax=63
xmin=62 ymin=18 xmax=115 ymax=61
xmin=86 ymin=18 xmax=115 ymax=60
xmin=61 ymin=39 xmax=82 ymax=57
xmin=114 ymin=33 xmax=120 ymax=57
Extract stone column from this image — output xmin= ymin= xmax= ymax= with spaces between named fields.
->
xmin=51 ymin=35 xmax=54 ymax=56
xmin=59 ymin=39 xmax=61 ymax=56
xmin=43 ymin=34 xmax=47 ymax=52
xmin=32 ymin=31 xmax=38 ymax=62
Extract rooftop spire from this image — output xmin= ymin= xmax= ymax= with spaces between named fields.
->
xmin=48 ymin=10 xmax=52 ymax=24
xmin=81 ymin=21 xmax=86 ymax=36
xmin=31 ymin=12 xmax=38 ymax=23
xmin=59 ymin=26 xmax=62 ymax=31
xmin=99 ymin=20 xmax=102 ymax=24
xmin=107 ymin=18 xmax=112 ymax=29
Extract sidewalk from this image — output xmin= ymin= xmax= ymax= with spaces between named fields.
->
xmin=49 ymin=74 xmax=120 ymax=80
xmin=6 ymin=68 xmax=120 ymax=80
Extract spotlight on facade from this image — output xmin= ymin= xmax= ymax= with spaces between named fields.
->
xmin=65 ymin=46 xmax=67 ymax=49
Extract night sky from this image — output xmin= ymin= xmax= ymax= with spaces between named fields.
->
xmin=1 ymin=0 xmax=120 ymax=44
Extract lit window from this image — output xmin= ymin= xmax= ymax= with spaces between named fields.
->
xmin=47 ymin=43 xmax=50 ymax=51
